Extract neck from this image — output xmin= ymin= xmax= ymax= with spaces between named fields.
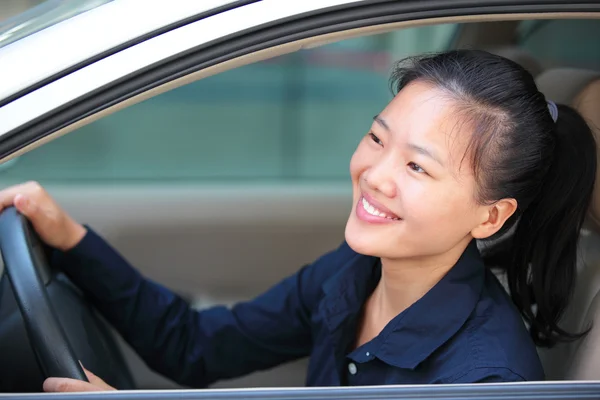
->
xmin=372 ymin=238 xmax=472 ymax=318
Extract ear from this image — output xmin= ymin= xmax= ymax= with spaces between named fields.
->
xmin=471 ymin=198 xmax=518 ymax=239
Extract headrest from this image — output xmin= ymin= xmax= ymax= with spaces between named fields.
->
xmin=490 ymin=46 xmax=544 ymax=77
xmin=536 ymin=69 xmax=600 ymax=231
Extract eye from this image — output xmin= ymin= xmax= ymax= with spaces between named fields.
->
xmin=408 ymin=162 xmax=426 ymax=174
xmin=369 ymin=132 xmax=383 ymax=146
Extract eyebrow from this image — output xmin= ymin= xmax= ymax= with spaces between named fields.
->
xmin=373 ymin=115 xmax=445 ymax=167
xmin=407 ymin=144 xmax=445 ymax=167
xmin=373 ymin=115 xmax=390 ymax=131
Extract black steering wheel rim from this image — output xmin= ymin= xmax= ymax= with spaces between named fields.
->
xmin=0 ymin=207 xmax=88 ymax=382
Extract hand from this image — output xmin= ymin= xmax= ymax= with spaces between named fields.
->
xmin=0 ymin=181 xmax=86 ymax=251
xmin=43 ymin=367 xmax=116 ymax=392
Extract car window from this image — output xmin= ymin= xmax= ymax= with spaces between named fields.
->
xmin=517 ymin=19 xmax=600 ymax=69
xmin=3 ymin=18 xmax=600 ymax=185
xmin=0 ymin=23 xmax=457 ymax=185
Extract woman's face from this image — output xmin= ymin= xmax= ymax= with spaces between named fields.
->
xmin=345 ymin=80 xmax=496 ymax=260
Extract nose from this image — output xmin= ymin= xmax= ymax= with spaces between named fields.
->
xmin=363 ymin=153 xmax=398 ymax=198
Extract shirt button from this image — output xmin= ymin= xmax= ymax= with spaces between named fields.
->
xmin=366 ymin=352 xmax=370 ymax=357
xmin=348 ymin=362 xmax=358 ymax=375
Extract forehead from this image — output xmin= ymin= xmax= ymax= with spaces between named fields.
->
xmin=380 ymin=81 xmax=453 ymax=135
xmin=378 ymin=81 xmax=475 ymax=174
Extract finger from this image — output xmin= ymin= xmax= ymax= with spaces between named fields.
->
xmin=0 ymin=184 xmax=28 ymax=212
xmin=0 ymin=181 xmax=43 ymax=214
xmin=14 ymin=194 xmax=37 ymax=218
xmin=83 ymin=367 xmax=116 ymax=391
xmin=43 ymin=377 xmax=107 ymax=393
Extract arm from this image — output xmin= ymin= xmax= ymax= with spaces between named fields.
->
xmin=52 ymin=228 xmax=348 ymax=388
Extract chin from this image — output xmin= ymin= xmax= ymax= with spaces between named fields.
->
xmin=344 ymin=215 xmax=379 ymax=257
xmin=345 ymin=213 xmax=418 ymax=259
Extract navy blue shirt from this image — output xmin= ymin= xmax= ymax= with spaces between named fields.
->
xmin=52 ymin=228 xmax=544 ymax=387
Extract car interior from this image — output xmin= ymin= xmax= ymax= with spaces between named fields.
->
xmin=0 ymin=11 xmax=600 ymax=392
xmin=535 ymin=67 xmax=600 ymax=381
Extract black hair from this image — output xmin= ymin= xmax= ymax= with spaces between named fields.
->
xmin=389 ymin=49 xmax=597 ymax=348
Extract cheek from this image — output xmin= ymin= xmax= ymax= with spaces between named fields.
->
xmin=349 ymin=142 xmax=370 ymax=181
xmin=408 ymin=186 xmax=477 ymax=229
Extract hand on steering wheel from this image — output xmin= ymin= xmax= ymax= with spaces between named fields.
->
xmin=0 ymin=181 xmax=86 ymax=251
xmin=0 ymin=182 xmax=112 ymax=391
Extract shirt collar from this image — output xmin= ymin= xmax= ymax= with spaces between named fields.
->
xmin=320 ymin=240 xmax=485 ymax=370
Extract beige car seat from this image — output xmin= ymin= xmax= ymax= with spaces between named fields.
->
xmin=490 ymin=46 xmax=544 ymax=77
xmin=535 ymin=69 xmax=600 ymax=380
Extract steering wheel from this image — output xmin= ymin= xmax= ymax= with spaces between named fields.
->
xmin=0 ymin=207 xmax=89 ymax=382
xmin=0 ymin=207 xmax=136 ymax=392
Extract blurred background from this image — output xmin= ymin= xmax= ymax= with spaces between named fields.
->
xmin=0 ymin=0 xmax=43 ymax=20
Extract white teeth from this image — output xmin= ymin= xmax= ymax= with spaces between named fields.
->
xmin=361 ymin=197 xmax=400 ymax=220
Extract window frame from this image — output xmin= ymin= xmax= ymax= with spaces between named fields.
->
xmin=0 ymin=0 xmax=252 ymax=106
xmin=10 ymin=381 xmax=600 ymax=399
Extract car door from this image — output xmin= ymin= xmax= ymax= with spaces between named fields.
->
xmin=2 ymin=0 xmax=600 ymax=397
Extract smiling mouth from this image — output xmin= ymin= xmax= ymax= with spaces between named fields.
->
xmin=361 ymin=196 xmax=401 ymax=220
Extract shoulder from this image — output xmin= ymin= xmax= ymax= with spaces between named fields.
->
xmin=295 ymin=240 xmax=364 ymax=306
xmin=437 ymin=269 xmax=545 ymax=383
xmin=300 ymin=240 xmax=359 ymax=281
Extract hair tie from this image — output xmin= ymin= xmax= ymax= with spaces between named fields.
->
xmin=547 ymin=100 xmax=558 ymax=123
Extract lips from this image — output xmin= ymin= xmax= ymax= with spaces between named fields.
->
xmin=360 ymin=193 xmax=401 ymax=220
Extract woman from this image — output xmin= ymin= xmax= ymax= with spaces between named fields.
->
xmin=0 ymin=49 xmax=595 ymax=391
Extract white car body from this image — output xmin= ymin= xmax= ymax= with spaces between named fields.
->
xmin=1 ymin=1 xmax=600 ymax=398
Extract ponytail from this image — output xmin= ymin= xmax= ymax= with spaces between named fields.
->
xmin=485 ymin=104 xmax=597 ymax=347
